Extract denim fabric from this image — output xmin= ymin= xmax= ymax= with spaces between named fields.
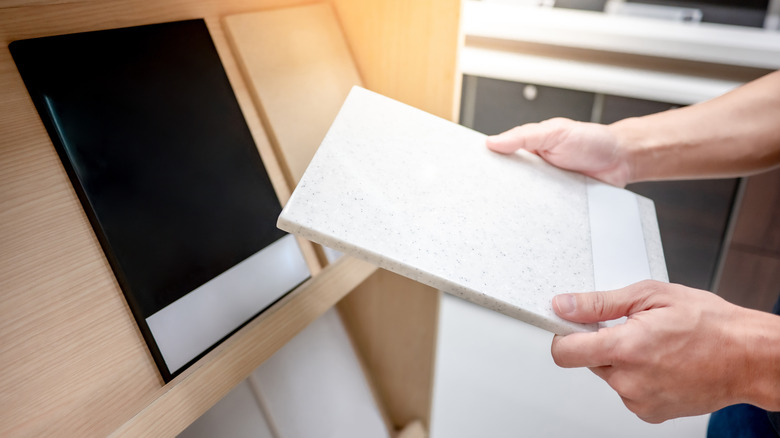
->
xmin=708 ymin=404 xmax=779 ymax=438
xmin=769 ymin=412 xmax=780 ymax=435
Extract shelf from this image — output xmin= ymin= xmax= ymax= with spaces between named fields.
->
xmin=460 ymin=46 xmax=742 ymax=104
xmin=0 ymin=1 xmax=460 ymax=436
xmin=463 ymin=1 xmax=780 ymax=70
xmin=110 ymin=256 xmax=377 ymax=437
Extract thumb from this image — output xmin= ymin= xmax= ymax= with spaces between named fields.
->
xmin=486 ymin=118 xmax=573 ymax=155
xmin=552 ymin=286 xmax=652 ymax=324
xmin=486 ymin=123 xmax=541 ymax=154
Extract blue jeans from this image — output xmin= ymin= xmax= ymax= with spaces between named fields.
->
xmin=708 ymin=404 xmax=779 ymax=438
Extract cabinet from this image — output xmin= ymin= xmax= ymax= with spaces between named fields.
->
xmin=717 ymin=169 xmax=780 ymax=312
xmin=0 ymin=1 xmax=459 ymax=436
xmin=458 ymin=1 xmax=780 ymax=298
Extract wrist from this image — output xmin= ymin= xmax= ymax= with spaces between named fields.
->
xmin=607 ymin=108 xmax=694 ymax=183
xmin=730 ymin=307 xmax=780 ymax=411
xmin=607 ymin=117 xmax=649 ymax=184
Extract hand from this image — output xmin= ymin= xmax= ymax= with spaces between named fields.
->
xmin=550 ymin=280 xmax=780 ymax=423
xmin=486 ymin=118 xmax=631 ymax=187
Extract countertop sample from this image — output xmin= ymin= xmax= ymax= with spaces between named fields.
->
xmin=278 ymin=87 xmax=667 ymax=335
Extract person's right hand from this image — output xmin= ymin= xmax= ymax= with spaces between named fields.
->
xmin=549 ymin=281 xmax=780 ymax=423
xmin=486 ymin=118 xmax=632 ymax=187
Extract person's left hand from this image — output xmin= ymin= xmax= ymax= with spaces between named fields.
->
xmin=551 ymin=280 xmax=764 ymax=423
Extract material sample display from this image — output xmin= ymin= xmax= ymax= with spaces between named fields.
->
xmin=10 ymin=20 xmax=309 ymax=381
xmin=279 ymin=87 xmax=667 ymax=335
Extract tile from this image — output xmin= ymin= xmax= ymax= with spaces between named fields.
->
xmin=279 ymin=87 xmax=667 ymax=335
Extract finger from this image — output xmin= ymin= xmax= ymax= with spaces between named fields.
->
xmin=552 ymin=282 xmax=658 ymax=324
xmin=485 ymin=123 xmax=547 ymax=154
xmin=589 ymin=367 xmax=658 ymax=422
xmin=551 ymin=332 xmax=616 ymax=368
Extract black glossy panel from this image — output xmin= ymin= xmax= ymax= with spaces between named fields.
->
xmin=10 ymin=20 xmax=287 ymax=380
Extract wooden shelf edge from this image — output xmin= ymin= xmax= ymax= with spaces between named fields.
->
xmin=109 ymin=256 xmax=378 ymax=438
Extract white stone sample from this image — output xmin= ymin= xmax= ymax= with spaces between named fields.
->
xmin=279 ymin=86 xmax=667 ymax=335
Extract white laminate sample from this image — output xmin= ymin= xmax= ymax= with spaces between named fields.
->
xmin=146 ymin=234 xmax=310 ymax=374
xmin=278 ymin=86 xmax=667 ymax=335
xmin=587 ymin=179 xmax=652 ymax=292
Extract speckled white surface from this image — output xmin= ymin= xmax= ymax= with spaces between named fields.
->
xmin=637 ymin=197 xmax=669 ymax=283
xmin=278 ymin=87 xmax=666 ymax=335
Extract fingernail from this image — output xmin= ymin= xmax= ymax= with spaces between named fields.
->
xmin=554 ymin=294 xmax=576 ymax=315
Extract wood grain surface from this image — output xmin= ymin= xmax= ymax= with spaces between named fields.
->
xmin=110 ymin=256 xmax=377 ymax=437
xmin=0 ymin=1 xmax=324 ymax=436
xmin=226 ymin=1 xmax=460 ymax=430
xmin=224 ymin=3 xmax=363 ymax=187
xmin=332 ymin=0 xmax=462 ymax=122
xmin=0 ymin=0 xmax=461 ymax=435
xmin=338 ymin=271 xmax=441 ymax=431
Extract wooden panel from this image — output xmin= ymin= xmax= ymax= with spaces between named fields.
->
xmin=1 ymin=0 xmax=462 ymax=435
xmin=0 ymin=0 xmax=81 ymax=8
xmin=0 ymin=1 xmax=325 ymax=436
xmin=0 ymin=34 xmax=160 ymax=438
xmin=224 ymin=3 xmax=363 ymax=187
xmin=338 ymin=270 xmax=440 ymax=430
xmin=331 ymin=0 xmax=462 ymax=121
xmin=717 ymin=248 xmax=780 ymax=313
xmin=225 ymin=9 xmax=407 ymax=433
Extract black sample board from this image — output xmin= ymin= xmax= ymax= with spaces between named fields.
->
xmin=10 ymin=20 xmax=310 ymax=382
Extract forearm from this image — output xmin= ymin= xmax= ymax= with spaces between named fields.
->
xmin=610 ymin=70 xmax=780 ymax=183
xmin=733 ymin=306 xmax=780 ymax=412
